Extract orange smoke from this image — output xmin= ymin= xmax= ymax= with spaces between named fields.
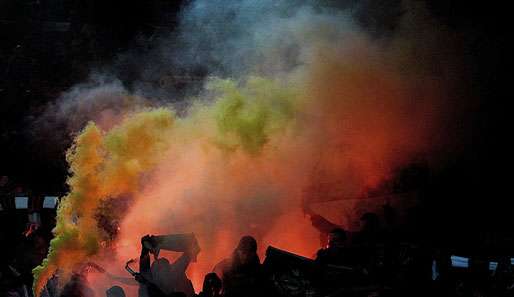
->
xmin=34 ymin=7 xmax=454 ymax=296
xmin=109 ymin=38 xmax=445 ymax=293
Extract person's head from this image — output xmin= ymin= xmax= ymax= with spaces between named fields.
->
xmin=235 ymin=236 xmax=258 ymax=265
xmin=106 ymin=286 xmax=126 ymax=297
xmin=151 ymin=257 xmax=171 ymax=275
xmin=151 ymin=258 xmax=173 ymax=293
xmin=202 ymin=272 xmax=222 ymax=296
xmin=328 ymin=228 xmax=347 ymax=249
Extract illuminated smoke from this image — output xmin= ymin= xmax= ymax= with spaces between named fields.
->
xmin=33 ymin=109 xmax=175 ymax=295
xmin=33 ymin=0 xmax=464 ymax=296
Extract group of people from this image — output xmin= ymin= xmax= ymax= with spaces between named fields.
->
xmin=99 ymin=207 xmax=514 ymax=297
xmin=130 ymin=234 xmax=266 ymax=297
xmin=2 ymin=205 xmax=514 ymax=297
xmin=58 ymin=207 xmax=514 ymax=297
xmin=113 ymin=209 xmax=397 ymax=297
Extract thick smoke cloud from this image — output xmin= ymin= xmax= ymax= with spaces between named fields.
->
xmin=33 ymin=1 xmax=467 ymax=296
xmin=175 ymin=0 xmax=356 ymax=76
xmin=28 ymin=75 xmax=160 ymax=161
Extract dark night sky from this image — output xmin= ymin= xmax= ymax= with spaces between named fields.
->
xmin=0 ymin=0 xmax=511 ymax=234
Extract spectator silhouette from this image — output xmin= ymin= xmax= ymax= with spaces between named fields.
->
xmin=138 ymin=234 xmax=198 ymax=297
xmin=315 ymin=228 xmax=348 ymax=266
xmin=213 ymin=236 xmax=265 ymax=297
xmin=196 ymin=273 xmax=221 ymax=297
xmin=106 ymin=286 xmax=125 ymax=297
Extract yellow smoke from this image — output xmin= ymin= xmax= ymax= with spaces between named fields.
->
xmin=32 ymin=7 xmax=457 ymax=293
xmin=31 ymin=77 xmax=301 ymax=295
xmin=33 ymin=109 xmax=174 ymax=296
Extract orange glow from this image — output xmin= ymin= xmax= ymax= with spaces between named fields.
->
xmin=34 ymin=25 xmax=449 ymax=297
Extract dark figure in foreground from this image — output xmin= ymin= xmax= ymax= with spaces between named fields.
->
xmin=138 ymin=234 xmax=199 ymax=297
xmin=315 ymin=228 xmax=348 ymax=266
xmin=105 ymin=286 xmax=125 ymax=297
xmin=213 ymin=236 xmax=266 ymax=297
xmin=196 ymin=273 xmax=222 ymax=297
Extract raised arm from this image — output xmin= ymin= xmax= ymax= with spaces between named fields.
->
xmin=139 ymin=235 xmax=153 ymax=278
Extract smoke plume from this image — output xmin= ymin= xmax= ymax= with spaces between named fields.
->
xmin=33 ymin=0 xmax=465 ymax=296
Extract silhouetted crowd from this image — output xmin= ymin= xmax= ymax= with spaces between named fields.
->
xmin=2 ymin=202 xmax=514 ymax=297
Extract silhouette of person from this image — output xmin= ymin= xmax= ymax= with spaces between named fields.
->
xmin=197 ymin=273 xmax=221 ymax=297
xmin=213 ymin=236 xmax=265 ymax=297
xmin=138 ymin=235 xmax=199 ymax=297
xmin=315 ymin=228 xmax=348 ymax=266
xmin=106 ymin=286 xmax=126 ymax=297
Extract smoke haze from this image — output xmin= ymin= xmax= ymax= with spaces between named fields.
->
xmin=32 ymin=1 xmax=468 ymax=296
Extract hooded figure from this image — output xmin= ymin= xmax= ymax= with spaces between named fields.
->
xmin=213 ymin=236 xmax=265 ymax=297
